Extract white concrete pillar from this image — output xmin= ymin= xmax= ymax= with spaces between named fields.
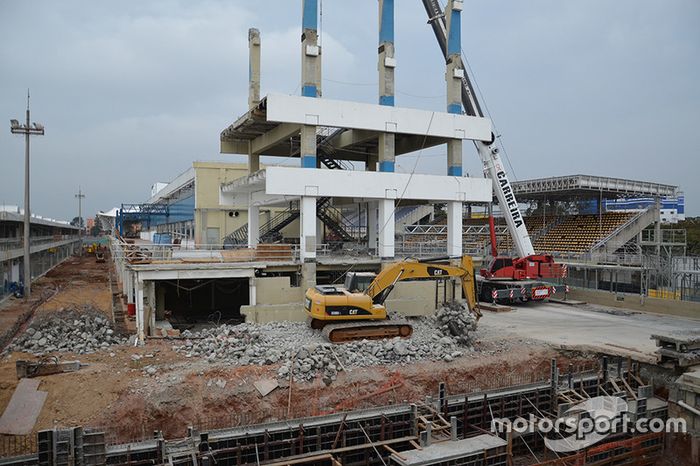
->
xmin=447 ymin=201 xmax=463 ymax=258
xmin=368 ymin=202 xmax=379 ymax=253
xmin=121 ymin=266 xmax=128 ymax=295
xmin=248 ymin=203 xmax=260 ymax=248
xmin=300 ymin=196 xmax=317 ymax=261
xmin=147 ymin=281 xmax=156 ymax=335
xmin=378 ymin=199 xmax=395 ymax=259
xmin=136 ymin=278 xmax=145 ymax=344
xmin=249 ymin=278 xmax=257 ymax=306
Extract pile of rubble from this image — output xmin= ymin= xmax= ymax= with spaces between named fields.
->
xmin=434 ymin=301 xmax=478 ymax=345
xmin=8 ymin=306 xmax=127 ymax=356
xmin=173 ymin=302 xmax=478 ymax=384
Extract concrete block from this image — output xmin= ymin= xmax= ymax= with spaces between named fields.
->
xmin=242 ymin=303 xmax=306 ymax=323
xmin=254 ymin=277 xmax=304 ymax=305
xmin=385 ymin=281 xmax=437 ymax=317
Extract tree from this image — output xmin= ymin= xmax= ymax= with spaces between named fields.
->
xmin=70 ymin=216 xmax=84 ymax=228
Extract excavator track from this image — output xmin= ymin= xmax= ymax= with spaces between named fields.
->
xmin=320 ymin=319 xmax=413 ymax=343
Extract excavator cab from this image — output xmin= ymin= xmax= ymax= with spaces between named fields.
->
xmin=343 ymin=272 xmax=376 ymax=293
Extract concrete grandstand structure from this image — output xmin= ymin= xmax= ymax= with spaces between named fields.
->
xmin=109 ymin=3 xmax=699 ymax=343
xmin=0 ymin=205 xmax=80 ymax=300
xmin=2 ymin=2 xmax=700 ymax=465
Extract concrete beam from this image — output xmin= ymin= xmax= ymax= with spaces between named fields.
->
xmin=221 ymin=140 xmax=249 ymax=155
xmin=132 ymin=268 xmax=255 ymax=282
xmin=265 ymin=93 xmax=491 ymax=141
xmin=250 ymin=123 xmax=300 ymax=155
xmin=264 ymin=167 xmax=491 ymax=203
xmin=329 ymin=129 xmax=376 ymax=150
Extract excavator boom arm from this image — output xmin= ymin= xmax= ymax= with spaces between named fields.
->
xmin=367 ymin=257 xmax=477 ymax=313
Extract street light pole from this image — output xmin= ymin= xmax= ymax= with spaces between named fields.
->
xmin=75 ymin=187 xmax=85 ymax=254
xmin=10 ymin=91 xmax=44 ymax=299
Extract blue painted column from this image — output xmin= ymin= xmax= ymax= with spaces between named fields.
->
xmin=446 ymin=0 xmax=464 ymax=177
xmin=377 ymin=0 xmax=395 ymax=173
xmin=301 ymin=0 xmax=320 ymax=168
xmin=446 ymin=1 xmax=464 ymax=257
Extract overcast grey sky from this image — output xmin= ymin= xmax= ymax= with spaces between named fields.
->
xmin=1 ymin=0 xmax=698 ymax=220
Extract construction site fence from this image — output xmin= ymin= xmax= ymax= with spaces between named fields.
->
xmin=0 ymin=434 xmax=37 ymax=458
xmin=394 ymin=241 xmax=650 ymax=266
xmin=109 ymin=241 xmax=348 ymax=263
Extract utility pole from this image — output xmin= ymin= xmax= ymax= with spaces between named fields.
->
xmin=10 ymin=91 xmax=44 ymax=299
xmin=75 ymin=187 xmax=85 ymax=254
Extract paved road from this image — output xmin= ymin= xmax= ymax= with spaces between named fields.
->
xmin=479 ymin=301 xmax=700 ymax=362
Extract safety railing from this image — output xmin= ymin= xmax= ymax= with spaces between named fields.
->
xmin=641 ymin=228 xmax=687 ymax=246
xmin=0 ymin=234 xmax=79 ymax=250
xmin=590 ymin=207 xmax=651 ymax=251
xmin=109 ymin=239 xmax=352 ymax=264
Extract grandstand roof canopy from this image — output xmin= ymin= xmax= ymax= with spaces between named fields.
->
xmin=512 ymin=174 xmax=678 ymax=201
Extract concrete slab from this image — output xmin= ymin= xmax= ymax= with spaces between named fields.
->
xmin=549 ymin=298 xmax=587 ymax=306
xmin=391 ymin=434 xmax=507 ymax=465
xmin=0 ymin=378 xmax=47 ymax=435
xmin=479 ymin=301 xmax=700 ymax=363
xmin=253 ymin=378 xmax=279 ymax=397
xmin=478 ymin=302 xmax=513 ymax=313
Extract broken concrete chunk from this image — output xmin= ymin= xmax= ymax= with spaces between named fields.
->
xmin=253 ymin=378 xmax=278 ymax=397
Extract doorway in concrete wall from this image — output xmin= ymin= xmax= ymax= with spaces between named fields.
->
xmin=157 ymin=278 xmax=249 ymax=331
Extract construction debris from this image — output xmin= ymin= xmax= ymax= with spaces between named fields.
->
xmin=7 ymin=305 xmax=128 ymax=356
xmin=434 ymin=302 xmax=478 ymax=345
xmin=16 ymin=358 xmax=86 ymax=378
xmin=653 ymin=330 xmax=700 ymax=367
xmin=253 ymin=378 xmax=279 ymax=397
xmin=174 ymin=306 xmax=479 ymax=383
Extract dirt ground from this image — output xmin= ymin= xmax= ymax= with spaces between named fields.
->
xmin=0 ymin=254 xmax=112 ymax=336
xmin=0 ymin=254 xmax=595 ymax=444
xmin=0 ymin=337 xmax=584 ymax=442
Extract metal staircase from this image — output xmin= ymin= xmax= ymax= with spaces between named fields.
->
xmin=224 ymin=127 xmax=357 ymax=245
xmin=225 ymin=202 xmax=300 ymax=245
xmin=316 ymin=198 xmax=357 ymax=242
xmin=591 ymin=205 xmax=659 ymax=254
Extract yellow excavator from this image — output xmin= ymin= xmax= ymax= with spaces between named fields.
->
xmin=304 ymin=255 xmax=480 ymax=343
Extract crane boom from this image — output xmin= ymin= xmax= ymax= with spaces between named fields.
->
xmin=421 ymin=0 xmax=535 ymax=257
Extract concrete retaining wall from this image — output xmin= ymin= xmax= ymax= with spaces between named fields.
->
xmin=254 ymin=276 xmax=304 ymax=305
xmin=242 ymin=276 xmax=306 ymax=322
xmin=242 ymin=277 xmax=439 ymax=323
xmin=385 ymin=281 xmax=438 ymax=317
xmin=568 ymin=288 xmax=700 ymax=319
